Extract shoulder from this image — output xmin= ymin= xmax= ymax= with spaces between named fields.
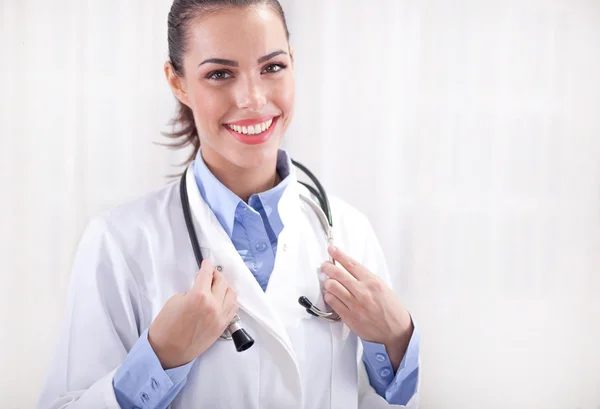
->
xmin=326 ymin=193 xmax=392 ymax=283
xmin=69 ymin=180 xmax=187 ymax=297
xmin=328 ymin=194 xmax=373 ymax=236
xmin=94 ymin=180 xmax=181 ymax=238
xmin=75 ymin=180 xmax=183 ymax=272
xmin=295 ymin=182 xmax=370 ymax=227
xmin=295 ymin=182 xmax=375 ymax=239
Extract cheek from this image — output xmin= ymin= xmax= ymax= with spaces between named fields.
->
xmin=189 ymin=87 xmax=229 ymax=130
xmin=274 ymin=76 xmax=295 ymax=115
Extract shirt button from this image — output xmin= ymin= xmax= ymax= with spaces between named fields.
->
xmin=151 ymin=378 xmax=159 ymax=390
xmin=380 ymin=368 xmax=391 ymax=377
xmin=216 ymin=265 xmax=223 ymax=272
xmin=375 ymin=353 xmax=386 ymax=362
xmin=255 ymin=242 xmax=268 ymax=252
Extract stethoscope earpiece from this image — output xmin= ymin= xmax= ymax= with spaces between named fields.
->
xmin=298 ymin=296 xmax=341 ymax=322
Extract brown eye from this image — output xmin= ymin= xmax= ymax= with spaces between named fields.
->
xmin=262 ymin=63 xmax=286 ymax=74
xmin=207 ymin=70 xmax=233 ymax=80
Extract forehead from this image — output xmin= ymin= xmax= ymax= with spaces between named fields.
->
xmin=186 ymin=5 xmax=288 ymax=61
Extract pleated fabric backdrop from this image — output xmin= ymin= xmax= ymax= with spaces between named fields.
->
xmin=1 ymin=1 xmax=599 ymax=407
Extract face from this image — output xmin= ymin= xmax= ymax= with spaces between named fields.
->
xmin=166 ymin=5 xmax=295 ymax=171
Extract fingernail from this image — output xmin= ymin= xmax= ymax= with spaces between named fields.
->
xmin=319 ymin=272 xmax=329 ymax=281
xmin=328 ymin=246 xmax=337 ymax=253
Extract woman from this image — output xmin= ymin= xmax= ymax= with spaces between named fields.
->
xmin=37 ymin=1 xmax=420 ymax=408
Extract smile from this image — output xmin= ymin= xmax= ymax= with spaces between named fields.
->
xmin=224 ymin=116 xmax=279 ymax=146
xmin=226 ymin=118 xmax=274 ymax=135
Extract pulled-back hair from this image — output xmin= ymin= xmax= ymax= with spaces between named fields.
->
xmin=162 ymin=0 xmax=290 ymax=165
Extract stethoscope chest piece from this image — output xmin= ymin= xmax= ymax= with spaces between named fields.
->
xmin=219 ymin=315 xmax=255 ymax=352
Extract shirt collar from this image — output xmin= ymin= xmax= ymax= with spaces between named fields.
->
xmin=192 ymin=147 xmax=292 ymax=238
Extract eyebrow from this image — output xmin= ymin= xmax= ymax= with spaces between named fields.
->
xmin=258 ymin=50 xmax=287 ymax=64
xmin=198 ymin=50 xmax=288 ymax=68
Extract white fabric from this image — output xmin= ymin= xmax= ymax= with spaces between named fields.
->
xmin=36 ymin=165 xmax=419 ymax=409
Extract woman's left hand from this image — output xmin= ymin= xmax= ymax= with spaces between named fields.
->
xmin=321 ymin=246 xmax=414 ymax=371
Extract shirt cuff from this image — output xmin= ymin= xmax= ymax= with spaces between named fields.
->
xmin=112 ymin=328 xmax=195 ymax=408
xmin=362 ymin=320 xmax=420 ymax=406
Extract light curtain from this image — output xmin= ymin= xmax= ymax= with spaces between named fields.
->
xmin=1 ymin=1 xmax=599 ymax=407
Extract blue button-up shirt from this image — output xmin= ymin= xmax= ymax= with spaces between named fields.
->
xmin=112 ymin=148 xmax=420 ymax=408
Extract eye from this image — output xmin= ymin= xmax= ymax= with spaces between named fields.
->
xmin=206 ymin=70 xmax=233 ymax=81
xmin=262 ymin=63 xmax=287 ymax=74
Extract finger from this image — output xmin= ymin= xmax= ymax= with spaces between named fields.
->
xmin=222 ymin=288 xmax=238 ymax=319
xmin=192 ymin=259 xmax=214 ymax=291
xmin=328 ymin=246 xmax=369 ymax=280
xmin=324 ymin=291 xmax=350 ymax=318
xmin=211 ymin=269 xmax=228 ymax=302
xmin=323 ymin=278 xmax=354 ymax=306
xmin=321 ymin=261 xmax=360 ymax=296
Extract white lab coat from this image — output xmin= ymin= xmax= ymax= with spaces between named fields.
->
xmin=37 ymin=162 xmax=420 ymax=409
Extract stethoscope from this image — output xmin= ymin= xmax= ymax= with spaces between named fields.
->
xmin=179 ymin=159 xmax=341 ymax=352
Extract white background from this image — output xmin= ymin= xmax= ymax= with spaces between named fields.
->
xmin=1 ymin=1 xmax=599 ymax=408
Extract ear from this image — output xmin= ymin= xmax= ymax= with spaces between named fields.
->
xmin=164 ymin=61 xmax=190 ymax=107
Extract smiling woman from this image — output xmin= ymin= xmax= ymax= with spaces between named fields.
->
xmin=164 ymin=2 xmax=293 ymax=178
xmin=35 ymin=1 xmax=421 ymax=409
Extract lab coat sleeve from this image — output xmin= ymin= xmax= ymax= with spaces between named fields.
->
xmin=355 ymin=214 xmax=421 ymax=409
xmin=37 ymin=217 xmax=148 ymax=409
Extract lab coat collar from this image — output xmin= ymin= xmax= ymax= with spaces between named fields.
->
xmin=184 ymin=162 xmax=304 ymax=363
xmin=192 ymin=148 xmax=293 ymax=238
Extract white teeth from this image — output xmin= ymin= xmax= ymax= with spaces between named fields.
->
xmin=227 ymin=118 xmax=276 ymax=135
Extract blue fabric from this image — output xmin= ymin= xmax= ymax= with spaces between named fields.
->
xmin=112 ymin=147 xmax=419 ymax=407
xmin=362 ymin=320 xmax=420 ymax=405
xmin=113 ymin=329 xmax=194 ymax=409
xmin=192 ymin=148 xmax=291 ymax=291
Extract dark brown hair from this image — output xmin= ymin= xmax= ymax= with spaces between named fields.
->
xmin=162 ymin=0 xmax=290 ymax=165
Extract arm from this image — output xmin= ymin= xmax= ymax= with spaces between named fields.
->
xmin=37 ymin=218 xmax=188 ymax=409
xmin=38 ymin=217 xmax=237 ymax=409
xmin=37 ymin=218 xmax=140 ymax=408
xmin=358 ymin=350 xmax=421 ymax=409
xmin=359 ymin=216 xmax=421 ymax=407
xmin=362 ymin=322 xmax=420 ymax=405
xmin=112 ymin=329 xmax=195 ymax=409
xmin=322 ymin=214 xmax=421 ymax=408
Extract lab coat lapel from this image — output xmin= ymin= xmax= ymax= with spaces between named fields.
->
xmin=183 ymin=166 xmax=296 ymax=358
xmin=270 ymin=171 xmax=358 ymax=409
xmin=264 ymin=180 xmax=301 ymax=324
xmin=266 ymin=173 xmax=321 ymax=327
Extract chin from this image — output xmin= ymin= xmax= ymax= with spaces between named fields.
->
xmin=223 ymin=121 xmax=286 ymax=169
xmin=229 ymin=141 xmax=281 ymax=170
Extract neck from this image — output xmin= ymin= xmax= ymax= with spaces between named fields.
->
xmin=201 ymin=148 xmax=281 ymax=203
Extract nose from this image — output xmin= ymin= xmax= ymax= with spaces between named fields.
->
xmin=236 ymin=75 xmax=267 ymax=111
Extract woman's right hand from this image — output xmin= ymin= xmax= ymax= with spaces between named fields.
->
xmin=147 ymin=259 xmax=238 ymax=369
